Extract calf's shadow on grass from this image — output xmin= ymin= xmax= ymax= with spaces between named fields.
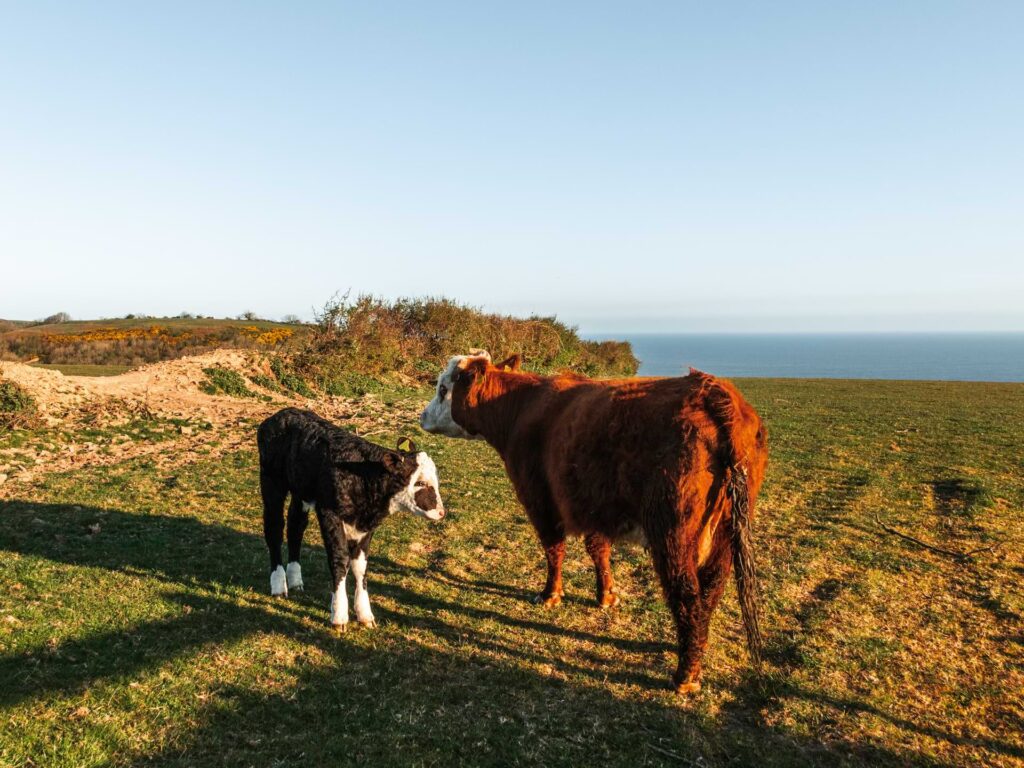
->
xmin=1 ymin=500 xmax=1016 ymax=766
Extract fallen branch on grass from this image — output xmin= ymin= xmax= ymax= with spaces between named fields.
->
xmin=873 ymin=515 xmax=1000 ymax=561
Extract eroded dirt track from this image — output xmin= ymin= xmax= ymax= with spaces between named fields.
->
xmin=0 ymin=351 xmax=422 ymax=491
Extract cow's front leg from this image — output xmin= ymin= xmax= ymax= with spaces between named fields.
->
xmin=584 ymin=532 xmax=620 ymax=608
xmin=319 ymin=513 xmax=351 ymax=631
xmin=534 ymin=537 xmax=566 ymax=608
xmin=350 ymin=533 xmax=375 ymax=627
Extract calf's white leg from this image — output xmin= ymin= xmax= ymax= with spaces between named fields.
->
xmin=330 ymin=573 xmax=349 ymax=630
xmin=351 ymin=550 xmax=375 ymax=626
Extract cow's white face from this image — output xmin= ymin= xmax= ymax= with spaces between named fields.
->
xmin=419 ymin=355 xmax=482 ymax=439
xmin=389 ymin=452 xmax=445 ymax=521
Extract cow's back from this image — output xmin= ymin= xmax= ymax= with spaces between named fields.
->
xmin=524 ymin=373 xmax=763 ymax=536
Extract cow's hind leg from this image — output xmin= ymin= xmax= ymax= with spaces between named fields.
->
xmin=260 ymin=469 xmax=288 ymax=596
xmin=285 ymin=498 xmax=309 ymax=592
xmin=648 ymin=524 xmax=706 ymax=694
xmin=690 ymin=535 xmax=733 ymax=685
xmin=584 ymin=532 xmax=620 ymax=608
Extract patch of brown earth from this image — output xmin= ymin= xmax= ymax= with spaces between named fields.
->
xmin=0 ymin=351 xmax=423 ymax=492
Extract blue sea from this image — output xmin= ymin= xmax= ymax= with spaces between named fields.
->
xmin=589 ymin=333 xmax=1024 ymax=382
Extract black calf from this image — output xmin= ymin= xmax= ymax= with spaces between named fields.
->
xmin=256 ymin=408 xmax=444 ymax=629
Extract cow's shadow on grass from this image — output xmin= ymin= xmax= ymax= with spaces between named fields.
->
xmin=2 ymin=500 xmax=1019 ymax=767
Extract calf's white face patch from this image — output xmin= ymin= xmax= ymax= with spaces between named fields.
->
xmin=419 ymin=355 xmax=480 ymax=439
xmin=389 ymin=452 xmax=445 ymax=521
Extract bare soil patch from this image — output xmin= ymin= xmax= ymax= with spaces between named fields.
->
xmin=0 ymin=351 xmax=421 ymax=490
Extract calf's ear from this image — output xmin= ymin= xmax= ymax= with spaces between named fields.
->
xmin=396 ymin=437 xmax=417 ymax=454
xmin=495 ymin=353 xmax=522 ymax=372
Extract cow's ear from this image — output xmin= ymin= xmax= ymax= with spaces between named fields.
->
xmin=396 ymin=436 xmax=417 ymax=454
xmin=495 ymin=353 xmax=522 ymax=372
xmin=456 ymin=357 xmax=488 ymax=385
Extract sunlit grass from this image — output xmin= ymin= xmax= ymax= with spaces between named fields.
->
xmin=1 ymin=379 xmax=1022 ymax=766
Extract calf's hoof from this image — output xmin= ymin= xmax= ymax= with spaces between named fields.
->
xmin=285 ymin=562 xmax=304 ymax=593
xmin=269 ymin=566 xmax=288 ymax=597
xmin=597 ymin=592 xmax=621 ymax=609
xmin=332 ymin=621 xmax=348 ymax=633
xmin=358 ymin=617 xmax=377 ymax=628
xmin=534 ymin=592 xmax=563 ymax=608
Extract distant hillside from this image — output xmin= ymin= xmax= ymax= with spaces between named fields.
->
xmin=0 ymin=299 xmax=639 ymax=382
xmin=0 ymin=316 xmax=304 ymax=367
xmin=0 ymin=319 xmax=33 ymax=334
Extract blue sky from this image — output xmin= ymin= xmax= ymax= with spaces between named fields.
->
xmin=1 ymin=2 xmax=1022 ymax=332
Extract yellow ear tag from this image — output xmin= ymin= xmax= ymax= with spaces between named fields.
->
xmin=397 ymin=438 xmax=412 ymax=452
xmin=503 ymin=365 xmax=512 ymax=372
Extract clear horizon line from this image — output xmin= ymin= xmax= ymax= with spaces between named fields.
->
xmin=583 ymin=329 xmax=1024 ymax=337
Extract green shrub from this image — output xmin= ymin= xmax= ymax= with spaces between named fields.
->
xmin=0 ymin=379 xmax=38 ymax=429
xmin=200 ymin=367 xmax=258 ymax=398
xmin=269 ymin=357 xmax=315 ymax=398
xmin=247 ymin=373 xmax=282 ymax=393
xmin=319 ymin=371 xmax=386 ymax=398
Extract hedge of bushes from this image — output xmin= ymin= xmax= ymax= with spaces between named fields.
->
xmin=289 ymin=295 xmax=638 ymax=389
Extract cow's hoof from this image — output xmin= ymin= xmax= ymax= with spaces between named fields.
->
xmin=534 ymin=592 xmax=563 ymax=608
xmin=674 ymin=680 xmax=702 ymax=696
xmin=598 ymin=592 xmax=621 ymax=609
xmin=358 ymin=618 xmax=377 ymax=628
xmin=332 ymin=621 xmax=348 ymax=633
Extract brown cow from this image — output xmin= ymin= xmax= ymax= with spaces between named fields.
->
xmin=419 ymin=351 xmax=768 ymax=693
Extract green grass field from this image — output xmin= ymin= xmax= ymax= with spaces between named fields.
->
xmin=1 ymin=379 xmax=1022 ymax=767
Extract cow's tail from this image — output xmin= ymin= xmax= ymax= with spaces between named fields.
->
xmin=727 ymin=460 xmax=763 ymax=669
xmin=698 ymin=371 xmax=763 ymax=669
